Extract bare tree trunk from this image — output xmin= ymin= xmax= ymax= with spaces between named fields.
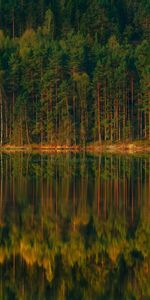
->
xmin=97 ymin=156 xmax=101 ymax=217
xmin=4 ymin=98 xmax=8 ymax=141
xmin=145 ymin=112 xmax=147 ymax=139
xmin=97 ymin=83 xmax=101 ymax=143
xmin=148 ymin=111 xmax=150 ymax=140
xmin=73 ymin=95 xmax=76 ymax=145
xmin=0 ymin=153 xmax=3 ymax=223
xmin=0 ymin=89 xmax=3 ymax=145
xmin=148 ymin=91 xmax=150 ymax=140
xmin=12 ymin=9 xmax=15 ymax=40
xmin=131 ymin=77 xmax=134 ymax=139
xmin=104 ymin=81 xmax=107 ymax=141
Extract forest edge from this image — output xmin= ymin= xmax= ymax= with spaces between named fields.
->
xmin=0 ymin=140 xmax=150 ymax=153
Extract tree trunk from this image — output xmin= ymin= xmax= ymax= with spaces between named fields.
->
xmin=97 ymin=83 xmax=101 ymax=143
xmin=0 ymin=88 xmax=3 ymax=145
xmin=12 ymin=9 xmax=15 ymax=40
xmin=131 ymin=77 xmax=134 ymax=139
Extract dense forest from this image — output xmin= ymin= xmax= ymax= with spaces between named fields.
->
xmin=0 ymin=0 xmax=150 ymax=146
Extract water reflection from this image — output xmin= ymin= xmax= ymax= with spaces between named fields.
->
xmin=0 ymin=153 xmax=150 ymax=299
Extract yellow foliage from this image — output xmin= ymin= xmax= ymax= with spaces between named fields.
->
xmin=108 ymin=242 xmax=124 ymax=263
xmin=20 ymin=240 xmax=39 ymax=265
xmin=43 ymin=257 xmax=53 ymax=282
xmin=19 ymin=29 xmax=38 ymax=57
xmin=0 ymin=30 xmax=5 ymax=48
xmin=0 ymin=247 xmax=7 ymax=264
xmin=72 ymin=213 xmax=89 ymax=226
xmin=61 ymin=240 xmax=85 ymax=267
xmin=108 ymin=35 xmax=119 ymax=49
xmin=73 ymin=72 xmax=89 ymax=85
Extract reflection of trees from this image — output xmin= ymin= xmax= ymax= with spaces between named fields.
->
xmin=0 ymin=153 xmax=149 ymax=299
xmin=0 ymin=214 xmax=149 ymax=299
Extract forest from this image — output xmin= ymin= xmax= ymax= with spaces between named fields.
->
xmin=0 ymin=0 xmax=150 ymax=146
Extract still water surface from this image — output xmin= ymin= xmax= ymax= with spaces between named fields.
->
xmin=0 ymin=153 xmax=149 ymax=300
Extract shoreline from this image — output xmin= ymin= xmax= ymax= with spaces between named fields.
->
xmin=0 ymin=141 xmax=150 ymax=153
xmin=86 ymin=141 xmax=150 ymax=153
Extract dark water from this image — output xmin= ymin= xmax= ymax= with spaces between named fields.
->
xmin=0 ymin=152 xmax=149 ymax=300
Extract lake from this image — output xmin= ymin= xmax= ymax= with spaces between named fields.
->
xmin=0 ymin=152 xmax=149 ymax=299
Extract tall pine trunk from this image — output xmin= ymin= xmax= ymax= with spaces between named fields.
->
xmin=97 ymin=83 xmax=101 ymax=143
xmin=0 ymin=88 xmax=3 ymax=145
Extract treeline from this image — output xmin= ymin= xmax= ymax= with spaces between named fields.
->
xmin=0 ymin=0 xmax=150 ymax=145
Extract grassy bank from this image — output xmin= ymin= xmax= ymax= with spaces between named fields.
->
xmin=86 ymin=140 xmax=150 ymax=153
xmin=0 ymin=140 xmax=150 ymax=153
xmin=0 ymin=144 xmax=81 ymax=152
